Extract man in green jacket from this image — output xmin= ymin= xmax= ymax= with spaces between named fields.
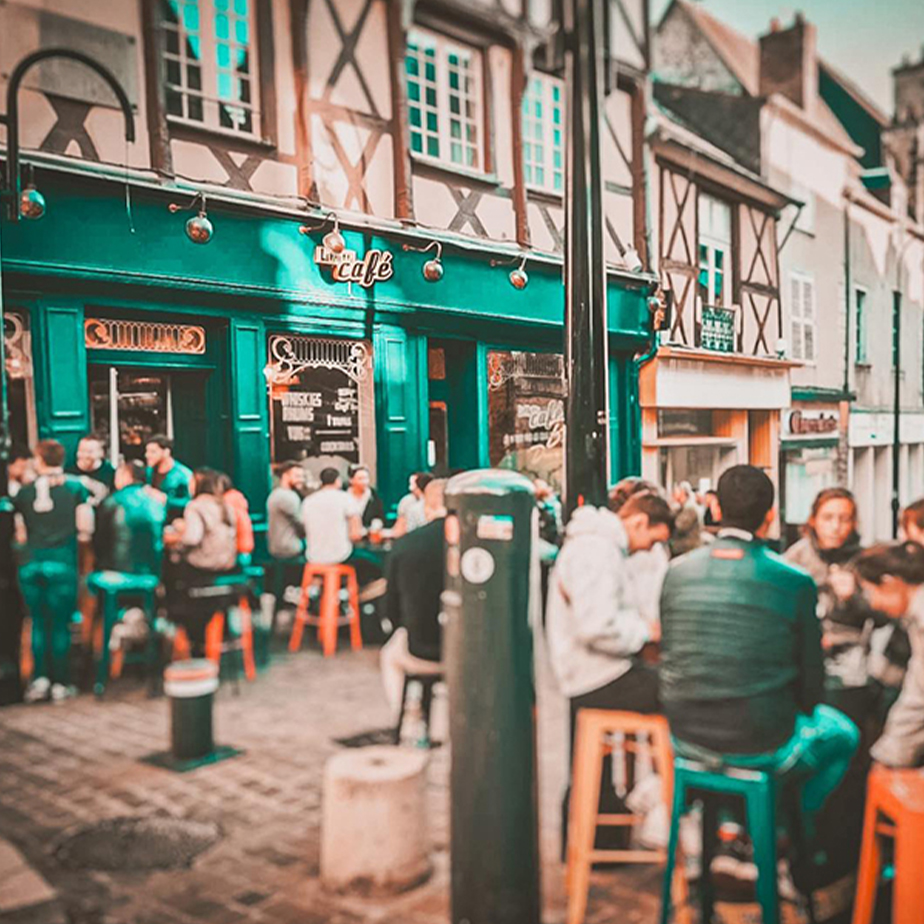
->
xmin=94 ymin=460 xmax=166 ymax=575
xmin=144 ymin=434 xmax=193 ymax=521
xmin=660 ymin=465 xmax=859 ymax=840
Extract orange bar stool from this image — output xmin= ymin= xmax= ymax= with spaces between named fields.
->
xmin=853 ymin=765 xmax=924 ymax=924
xmin=566 ymin=709 xmax=690 ymax=924
xmin=289 ymin=562 xmax=361 ymax=657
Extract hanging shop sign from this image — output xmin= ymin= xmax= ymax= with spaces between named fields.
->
xmin=783 ymin=408 xmax=839 ymax=438
xmin=314 ymin=246 xmax=394 ymax=288
xmin=700 ymin=305 xmax=737 ymax=353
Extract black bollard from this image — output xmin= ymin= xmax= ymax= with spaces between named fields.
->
xmin=164 ymin=659 xmax=219 ymax=761
xmin=443 ymin=469 xmax=540 ymax=924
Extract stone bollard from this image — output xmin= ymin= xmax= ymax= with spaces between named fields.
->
xmin=163 ymin=659 xmax=219 ymax=762
xmin=321 ymin=746 xmax=431 ymax=894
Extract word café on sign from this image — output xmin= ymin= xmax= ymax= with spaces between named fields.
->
xmin=315 ymin=245 xmax=394 ymax=288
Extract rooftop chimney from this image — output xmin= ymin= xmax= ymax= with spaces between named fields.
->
xmin=759 ymin=14 xmax=818 ymax=111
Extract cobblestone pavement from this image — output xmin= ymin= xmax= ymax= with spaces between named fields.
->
xmin=0 ymin=641 xmax=660 ymax=924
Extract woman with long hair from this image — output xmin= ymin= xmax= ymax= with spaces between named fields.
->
xmin=785 ymin=487 xmax=881 ymax=725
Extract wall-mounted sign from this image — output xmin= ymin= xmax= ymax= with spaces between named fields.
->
xmin=700 ymin=305 xmax=736 ymax=353
xmin=315 ymin=246 xmax=394 ymax=288
xmin=784 ymin=408 xmax=839 ymax=438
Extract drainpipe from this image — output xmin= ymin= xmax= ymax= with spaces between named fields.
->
xmin=893 ymin=285 xmax=902 ymax=538
xmin=842 ymin=200 xmax=852 ymax=488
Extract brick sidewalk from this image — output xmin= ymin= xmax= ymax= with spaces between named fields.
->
xmin=0 ymin=645 xmax=659 ymax=924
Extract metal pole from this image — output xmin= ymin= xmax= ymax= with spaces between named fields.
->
xmin=444 ymin=470 xmax=539 ymax=924
xmin=893 ymin=287 xmax=902 ymax=538
xmin=563 ymin=0 xmax=610 ymax=516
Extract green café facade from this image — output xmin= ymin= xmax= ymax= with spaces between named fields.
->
xmin=1 ymin=166 xmax=653 ymax=542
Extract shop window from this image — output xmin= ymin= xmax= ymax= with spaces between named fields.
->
xmin=162 ymin=0 xmax=259 ymax=136
xmin=487 ymin=350 xmax=564 ymax=493
xmin=265 ymin=334 xmax=376 ymax=485
xmin=855 ymin=287 xmax=868 ymax=364
xmin=697 ymin=193 xmax=732 ymax=308
xmin=658 ymin=444 xmax=737 ymax=494
xmin=522 ymin=73 xmax=564 ymax=194
xmin=3 ymin=310 xmax=37 ymax=449
xmin=657 ymin=409 xmax=713 ymax=439
xmin=789 ymin=271 xmax=816 ymax=362
xmin=405 ymin=27 xmax=483 ymax=171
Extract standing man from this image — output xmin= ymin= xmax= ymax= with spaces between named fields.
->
xmin=144 ymin=434 xmax=193 ymax=521
xmin=13 ymin=440 xmax=93 ymax=702
xmin=69 ymin=434 xmax=116 ymax=499
xmin=7 ymin=444 xmax=34 ymax=497
xmin=380 ymin=479 xmax=447 ymax=716
xmin=660 ymin=466 xmax=858 ymax=866
xmin=267 ymin=461 xmax=306 ymax=560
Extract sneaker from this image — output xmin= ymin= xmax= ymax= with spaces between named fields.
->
xmin=710 ymin=824 xmax=758 ymax=897
xmin=50 ymin=683 xmax=77 ymax=703
xmin=24 ymin=677 xmax=51 ymax=703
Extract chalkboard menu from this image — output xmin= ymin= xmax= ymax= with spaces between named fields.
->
xmin=270 ymin=366 xmax=361 ymax=467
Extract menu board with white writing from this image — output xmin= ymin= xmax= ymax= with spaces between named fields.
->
xmin=270 ymin=366 xmax=360 ymax=467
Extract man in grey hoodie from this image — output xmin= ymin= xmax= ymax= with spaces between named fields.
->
xmin=546 ymin=490 xmax=674 ymax=850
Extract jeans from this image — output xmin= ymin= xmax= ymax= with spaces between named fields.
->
xmin=19 ymin=560 xmax=78 ymax=686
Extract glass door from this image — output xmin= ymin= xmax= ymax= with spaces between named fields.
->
xmin=89 ymin=367 xmax=172 ymax=464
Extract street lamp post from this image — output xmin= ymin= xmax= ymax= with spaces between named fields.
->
xmin=563 ymin=0 xmax=610 ymax=516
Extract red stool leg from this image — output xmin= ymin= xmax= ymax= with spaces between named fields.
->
xmin=895 ymin=813 xmax=924 ymax=924
xmin=852 ymin=783 xmax=883 ymax=924
xmin=238 ymin=595 xmax=257 ymax=681
xmin=347 ymin=569 xmax=362 ymax=651
xmin=173 ymin=628 xmax=192 ymax=661
xmin=320 ymin=571 xmax=338 ymax=657
xmin=289 ymin=565 xmax=313 ymax=653
xmin=204 ymin=613 xmax=224 ymax=665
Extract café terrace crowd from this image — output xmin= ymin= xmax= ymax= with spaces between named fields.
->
xmin=6 ymin=428 xmax=924 ymax=916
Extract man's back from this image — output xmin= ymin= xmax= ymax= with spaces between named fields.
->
xmin=94 ymin=485 xmax=165 ymax=574
xmin=660 ymin=535 xmax=823 ymax=754
xmin=385 ymin=518 xmax=444 ymax=661
xmin=302 ymin=488 xmax=352 ymax=564
xmin=14 ymin=475 xmax=89 ymax=564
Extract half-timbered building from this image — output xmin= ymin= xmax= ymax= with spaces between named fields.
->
xmin=1 ymin=0 xmax=655 ymax=537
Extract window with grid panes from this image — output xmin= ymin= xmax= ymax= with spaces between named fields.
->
xmin=405 ymin=28 xmax=483 ymax=170
xmin=697 ymin=194 xmax=732 ymax=307
xmin=162 ymin=0 xmax=259 ymax=135
xmin=855 ymin=287 xmax=868 ymax=364
xmin=522 ymin=74 xmax=563 ymax=194
xmin=789 ymin=272 xmax=816 ymax=362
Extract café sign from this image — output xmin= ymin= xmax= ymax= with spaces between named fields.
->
xmin=315 ymin=245 xmax=394 ymax=288
xmin=784 ymin=408 xmax=839 ymax=438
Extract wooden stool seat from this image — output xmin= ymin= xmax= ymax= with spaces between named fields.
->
xmin=853 ymin=765 xmax=924 ymax=924
xmin=567 ymin=709 xmax=689 ymax=924
xmin=289 ymin=562 xmax=361 ymax=658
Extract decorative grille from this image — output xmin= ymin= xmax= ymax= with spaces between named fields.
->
xmin=3 ymin=311 xmax=32 ymax=379
xmin=84 ymin=318 xmax=206 ymax=354
xmin=488 ymin=350 xmax=564 ymax=390
xmin=266 ymin=334 xmax=372 ymax=385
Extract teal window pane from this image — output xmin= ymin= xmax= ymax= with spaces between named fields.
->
xmin=235 ymin=19 xmax=248 ymax=44
xmin=183 ymin=3 xmax=199 ymax=31
xmin=524 ymin=142 xmax=532 ymax=159
xmin=425 ymin=46 xmax=435 ymax=58
xmin=165 ymin=0 xmax=181 ymax=21
xmin=525 ymin=165 xmax=533 ymax=183
xmin=552 ymin=84 xmax=561 ymax=102
xmin=534 ymin=122 xmax=543 ymax=140
xmin=536 ymin=167 xmax=545 ymax=185
xmin=215 ymin=13 xmax=229 ymax=38
xmin=234 ymin=0 xmax=248 ymax=13
xmin=427 ymin=111 xmax=439 ymax=131
xmin=715 ymin=249 xmax=724 ymax=270
xmin=450 ymin=70 xmax=459 ymax=90
xmin=187 ymin=36 xmax=201 ymax=60
xmin=409 ymin=106 xmax=421 ymax=127
xmin=450 ymin=120 xmax=461 ymax=139
xmin=236 ymin=48 xmax=249 ymax=73
xmin=553 ymin=108 xmax=560 ymax=125
xmin=218 ymin=71 xmax=232 ymax=99
xmin=554 ymin=173 xmax=563 ymax=191
xmin=411 ymin=131 xmax=423 ymax=153
xmin=534 ymin=101 xmax=542 ymax=118
xmin=715 ymin=271 xmax=724 ymax=302
xmin=215 ymin=0 xmax=229 ymax=10
xmin=426 ymin=87 xmax=436 ymax=107
xmin=427 ymin=136 xmax=439 ymax=157
xmin=535 ymin=144 xmax=544 ymax=161
xmin=425 ymin=62 xmax=436 ymax=81
xmin=553 ymin=150 xmax=562 ymax=168
xmin=449 ymin=53 xmax=458 ymax=66
xmin=406 ymin=56 xmax=418 ymax=77
xmin=450 ymin=95 xmax=460 ymax=114
xmin=554 ymin=129 xmax=561 ymax=145
xmin=217 ymin=43 xmax=231 ymax=68
xmin=451 ymin=141 xmax=462 ymax=163
xmin=408 ymin=81 xmax=420 ymax=102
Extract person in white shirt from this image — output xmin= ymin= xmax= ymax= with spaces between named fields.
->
xmin=392 ymin=472 xmax=433 ymax=538
xmin=301 ymin=467 xmax=361 ymax=564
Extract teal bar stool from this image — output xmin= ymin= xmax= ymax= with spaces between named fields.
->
xmin=86 ymin=571 xmax=160 ymax=696
xmin=660 ymin=757 xmax=783 ymax=924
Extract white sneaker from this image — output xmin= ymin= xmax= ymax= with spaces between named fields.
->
xmin=50 ymin=683 xmax=77 ymax=703
xmin=635 ymin=801 xmax=670 ymax=850
xmin=24 ymin=677 xmax=51 ymax=703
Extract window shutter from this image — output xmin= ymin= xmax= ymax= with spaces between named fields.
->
xmin=803 ymin=279 xmax=815 ymax=361
xmin=790 ymin=276 xmax=803 ymax=360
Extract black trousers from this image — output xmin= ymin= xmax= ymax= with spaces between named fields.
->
xmin=562 ymin=663 xmax=660 ymax=856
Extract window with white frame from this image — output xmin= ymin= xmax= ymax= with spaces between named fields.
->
xmin=697 ymin=193 xmax=733 ymax=307
xmin=405 ymin=28 xmax=483 ymax=171
xmin=790 ymin=272 xmax=816 ymax=362
xmin=162 ymin=0 xmax=259 ymax=135
xmin=522 ymin=74 xmax=564 ymax=194
xmin=855 ymin=286 xmax=868 ymax=364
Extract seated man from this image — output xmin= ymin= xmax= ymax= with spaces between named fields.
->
xmin=267 ymin=461 xmax=306 ymax=561
xmin=301 ymin=467 xmax=358 ymax=564
xmin=93 ymin=460 xmax=166 ymax=575
xmin=380 ymin=479 xmax=447 ymax=720
xmin=145 ymin=434 xmax=193 ymax=521
xmin=546 ymin=490 xmax=674 ymax=849
xmin=854 ymin=541 xmax=924 ymax=767
xmin=659 ymin=466 xmax=859 ymax=845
